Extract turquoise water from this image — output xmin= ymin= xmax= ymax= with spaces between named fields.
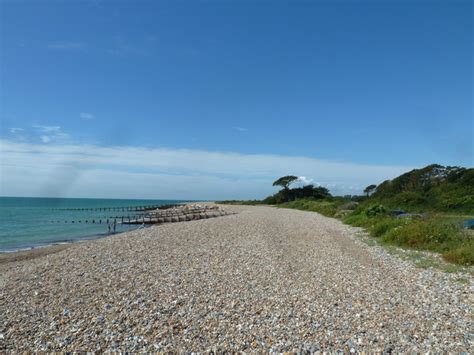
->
xmin=0 ymin=197 xmax=189 ymax=252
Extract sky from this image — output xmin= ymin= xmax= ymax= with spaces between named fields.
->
xmin=0 ymin=0 xmax=472 ymax=200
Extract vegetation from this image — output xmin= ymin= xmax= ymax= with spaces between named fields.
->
xmin=262 ymin=184 xmax=331 ymax=204
xmin=219 ymin=200 xmax=263 ymax=206
xmin=342 ymin=206 xmax=473 ymax=266
xmin=370 ymin=164 xmax=474 ymax=213
xmin=219 ymin=164 xmax=474 ymax=266
xmin=278 ymin=199 xmax=341 ymax=217
xmin=272 ymin=175 xmax=299 ymax=190
xmin=363 ymin=184 xmax=377 ymax=197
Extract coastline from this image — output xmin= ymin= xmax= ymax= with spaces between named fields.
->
xmin=1 ymin=204 xmax=471 ymax=352
xmin=0 ymin=243 xmax=72 ymax=265
xmin=0 ymin=197 xmax=192 ymax=255
xmin=0 ymin=224 xmax=153 ymax=265
xmin=0 ymin=202 xmax=212 ymax=263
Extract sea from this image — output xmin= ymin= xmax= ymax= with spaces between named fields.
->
xmin=0 ymin=197 xmax=191 ymax=252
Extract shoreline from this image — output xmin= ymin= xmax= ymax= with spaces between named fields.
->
xmin=0 ymin=243 xmax=73 ymax=265
xmin=1 ymin=204 xmax=471 ymax=352
xmin=0 ymin=202 xmax=216 ymax=263
xmin=0 ymin=227 xmax=147 ymax=264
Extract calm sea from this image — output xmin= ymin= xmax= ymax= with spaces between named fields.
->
xmin=0 ymin=197 xmax=190 ymax=252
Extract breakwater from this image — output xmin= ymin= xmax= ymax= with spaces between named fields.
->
xmin=0 ymin=197 xmax=190 ymax=251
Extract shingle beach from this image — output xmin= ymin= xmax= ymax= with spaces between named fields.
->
xmin=1 ymin=204 xmax=472 ymax=352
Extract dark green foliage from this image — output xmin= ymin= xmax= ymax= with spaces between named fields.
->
xmin=263 ymin=184 xmax=331 ymax=204
xmin=272 ymin=175 xmax=299 ymax=190
xmin=365 ymin=204 xmax=387 ymax=217
xmin=369 ymin=165 xmax=474 ymax=213
xmin=291 ymin=185 xmax=331 ymax=200
xmin=363 ymin=184 xmax=377 ymax=197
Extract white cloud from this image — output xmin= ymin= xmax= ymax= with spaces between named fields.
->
xmin=297 ymin=176 xmax=314 ymax=186
xmin=9 ymin=128 xmax=24 ymax=134
xmin=0 ymin=139 xmax=413 ymax=199
xmin=40 ymin=135 xmax=52 ymax=143
xmin=80 ymin=112 xmax=95 ymax=120
xmin=33 ymin=126 xmax=70 ymax=143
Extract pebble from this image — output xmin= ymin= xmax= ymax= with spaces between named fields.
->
xmin=0 ymin=204 xmax=471 ymax=352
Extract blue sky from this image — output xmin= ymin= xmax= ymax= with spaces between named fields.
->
xmin=0 ymin=0 xmax=472 ymax=199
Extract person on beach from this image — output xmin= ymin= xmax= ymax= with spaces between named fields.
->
xmin=113 ymin=219 xmax=117 ymax=233
xmin=107 ymin=222 xmax=111 ymax=234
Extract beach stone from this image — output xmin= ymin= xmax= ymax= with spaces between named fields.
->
xmin=0 ymin=204 xmax=471 ymax=352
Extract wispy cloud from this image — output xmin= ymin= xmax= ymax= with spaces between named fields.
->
xmin=234 ymin=127 xmax=248 ymax=132
xmin=80 ymin=112 xmax=95 ymax=120
xmin=107 ymin=35 xmax=157 ymax=56
xmin=9 ymin=128 xmax=24 ymax=134
xmin=47 ymin=41 xmax=87 ymax=51
xmin=35 ymin=125 xmax=61 ymax=133
xmin=0 ymin=139 xmax=412 ymax=199
xmin=33 ymin=125 xmax=71 ymax=143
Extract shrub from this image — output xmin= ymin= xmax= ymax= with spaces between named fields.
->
xmin=365 ymin=204 xmax=387 ymax=217
xmin=343 ymin=211 xmax=371 ymax=227
xmin=369 ymin=217 xmax=406 ymax=238
xmin=443 ymin=243 xmax=474 ymax=266
xmin=391 ymin=191 xmax=426 ymax=207
xmin=381 ymin=219 xmax=467 ymax=253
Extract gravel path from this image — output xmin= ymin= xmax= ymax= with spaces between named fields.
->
xmin=1 ymin=205 xmax=472 ymax=352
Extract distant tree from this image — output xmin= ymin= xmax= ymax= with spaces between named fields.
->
xmin=272 ymin=175 xmax=298 ymax=190
xmin=364 ymin=184 xmax=377 ymax=197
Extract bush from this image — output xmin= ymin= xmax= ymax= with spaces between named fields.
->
xmin=343 ymin=211 xmax=371 ymax=227
xmin=369 ymin=217 xmax=406 ymax=238
xmin=381 ymin=219 xmax=468 ymax=253
xmin=443 ymin=243 xmax=474 ymax=266
xmin=365 ymin=204 xmax=387 ymax=217
xmin=391 ymin=191 xmax=426 ymax=207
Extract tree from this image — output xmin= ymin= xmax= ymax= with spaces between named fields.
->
xmin=364 ymin=184 xmax=377 ymax=197
xmin=272 ymin=175 xmax=298 ymax=190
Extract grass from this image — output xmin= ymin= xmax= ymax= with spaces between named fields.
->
xmin=278 ymin=199 xmax=341 ymax=217
xmin=346 ymin=210 xmax=474 ymax=266
xmin=382 ymin=244 xmax=469 ymax=274
xmin=352 ymin=227 xmax=470 ymax=274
